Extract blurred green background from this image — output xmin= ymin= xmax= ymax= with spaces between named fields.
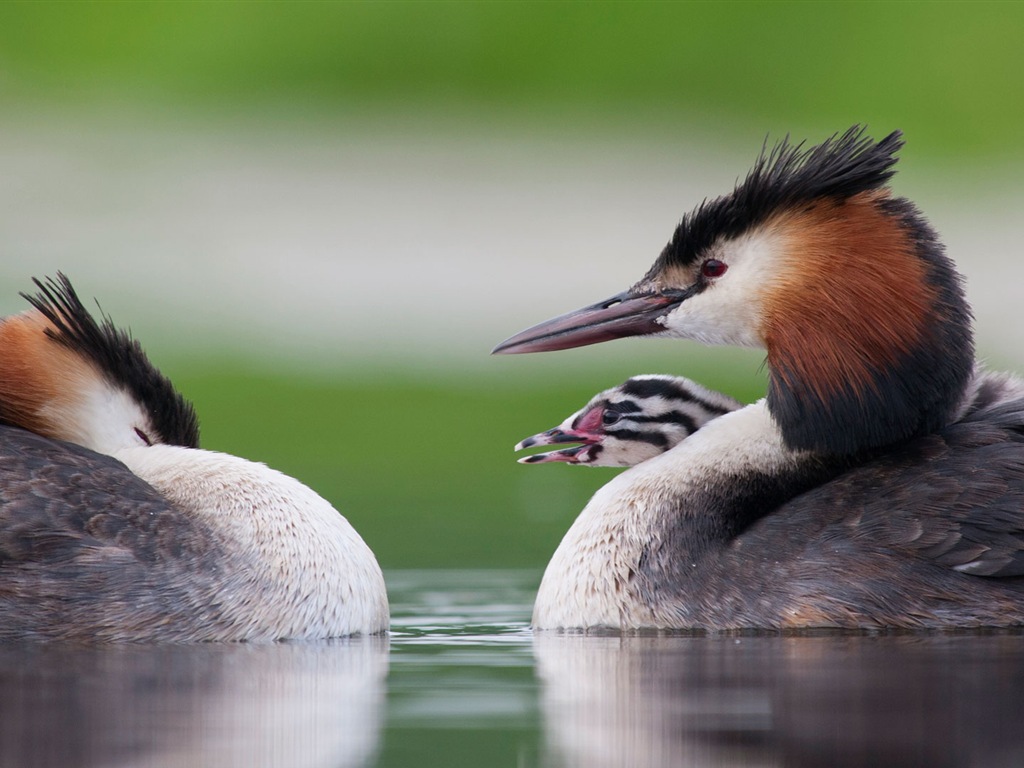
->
xmin=1 ymin=2 xmax=1022 ymax=569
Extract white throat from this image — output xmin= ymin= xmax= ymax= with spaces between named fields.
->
xmin=532 ymin=401 xmax=800 ymax=630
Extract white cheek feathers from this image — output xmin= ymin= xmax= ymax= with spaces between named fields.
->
xmin=654 ymin=229 xmax=782 ymax=349
xmin=40 ymin=381 xmax=157 ymax=455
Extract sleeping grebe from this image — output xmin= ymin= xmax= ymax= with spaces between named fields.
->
xmin=0 ymin=275 xmax=388 ymax=641
xmin=495 ymin=127 xmax=1024 ymax=631
xmin=516 ymin=375 xmax=739 ymax=466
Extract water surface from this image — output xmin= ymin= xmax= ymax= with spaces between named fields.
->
xmin=2 ymin=570 xmax=1023 ymax=767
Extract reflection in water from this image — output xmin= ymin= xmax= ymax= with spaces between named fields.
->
xmin=535 ymin=632 xmax=1024 ymax=768
xmin=5 ymin=573 xmax=1024 ymax=768
xmin=381 ymin=570 xmax=542 ymax=766
xmin=0 ymin=638 xmax=388 ymax=768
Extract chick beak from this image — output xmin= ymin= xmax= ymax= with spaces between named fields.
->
xmin=518 ymin=446 xmax=597 ymax=465
xmin=492 ymin=289 xmax=689 ymax=355
xmin=515 ymin=426 xmax=596 ymax=451
xmin=514 ymin=426 xmax=601 ymax=465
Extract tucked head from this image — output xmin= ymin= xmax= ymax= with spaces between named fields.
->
xmin=516 ymin=375 xmax=741 ymax=467
xmin=495 ymin=127 xmax=974 ymax=456
xmin=0 ymin=274 xmax=199 ymax=453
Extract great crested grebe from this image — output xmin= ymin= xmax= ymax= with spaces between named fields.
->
xmin=0 ymin=275 xmax=388 ymax=641
xmin=516 ymin=375 xmax=739 ymax=467
xmin=495 ymin=127 xmax=1024 ymax=631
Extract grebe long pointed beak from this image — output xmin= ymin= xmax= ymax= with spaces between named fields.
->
xmin=492 ymin=289 xmax=691 ymax=355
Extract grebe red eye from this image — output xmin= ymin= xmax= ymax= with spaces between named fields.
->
xmin=701 ymin=259 xmax=728 ymax=279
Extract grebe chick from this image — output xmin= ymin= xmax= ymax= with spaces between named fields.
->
xmin=495 ymin=128 xmax=1024 ymax=631
xmin=0 ymin=275 xmax=387 ymax=641
xmin=516 ymin=375 xmax=740 ymax=467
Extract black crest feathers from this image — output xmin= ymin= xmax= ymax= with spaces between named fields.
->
xmin=23 ymin=274 xmax=200 ymax=448
xmin=659 ymin=126 xmax=905 ymax=268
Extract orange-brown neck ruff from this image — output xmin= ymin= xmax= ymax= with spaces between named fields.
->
xmin=761 ymin=191 xmax=973 ymax=455
xmin=0 ymin=311 xmax=95 ymax=440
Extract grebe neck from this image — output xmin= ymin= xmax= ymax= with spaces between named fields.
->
xmin=762 ymin=194 xmax=974 ymax=456
xmin=533 ymin=403 xmax=838 ymax=629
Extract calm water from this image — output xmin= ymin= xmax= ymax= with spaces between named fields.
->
xmin=2 ymin=569 xmax=1024 ymax=768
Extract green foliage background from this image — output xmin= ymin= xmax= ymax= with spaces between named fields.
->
xmin=166 ymin=349 xmax=767 ymax=568
xmin=2 ymin=2 xmax=1021 ymax=568
xmin=2 ymin=3 xmax=1022 ymax=156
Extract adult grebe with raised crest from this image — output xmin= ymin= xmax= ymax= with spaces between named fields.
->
xmin=496 ymin=128 xmax=1024 ymax=631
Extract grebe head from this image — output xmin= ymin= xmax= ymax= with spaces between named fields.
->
xmin=0 ymin=274 xmax=199 ymax=454
xmin=515 ymin=374 xmax=741 ymax=467
xmin=494 ymin=127 xmax=974 ymax=456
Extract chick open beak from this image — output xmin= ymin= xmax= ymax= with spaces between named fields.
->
xmin=515 ymin=426 xmax=601 ymax=465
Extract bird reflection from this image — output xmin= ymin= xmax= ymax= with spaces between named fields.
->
xmin=534 ymin=632 xmax=1024 ymax=768
xmin=0 ymin=638 xmax=388 ymax=768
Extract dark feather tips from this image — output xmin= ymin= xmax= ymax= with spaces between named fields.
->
xmin=660 ymin=125 xmax=904 ymax=268
xmin=22 ymin=273 xmax=200 ymax=449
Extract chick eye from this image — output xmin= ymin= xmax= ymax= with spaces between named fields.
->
xmin=134 ymin=427 xmax=153 ymax=446
xmin=601 ymin=411 xmax=622 ymax=426
xmin=701 ymin=259 xmax=728 ymax=279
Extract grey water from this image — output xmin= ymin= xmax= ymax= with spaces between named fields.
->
xmin=2 ymin=569 xmax=1024 ymax=768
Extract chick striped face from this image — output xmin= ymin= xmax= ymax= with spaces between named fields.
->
xmin=516 ymin=375 xmax=741 ymax=467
